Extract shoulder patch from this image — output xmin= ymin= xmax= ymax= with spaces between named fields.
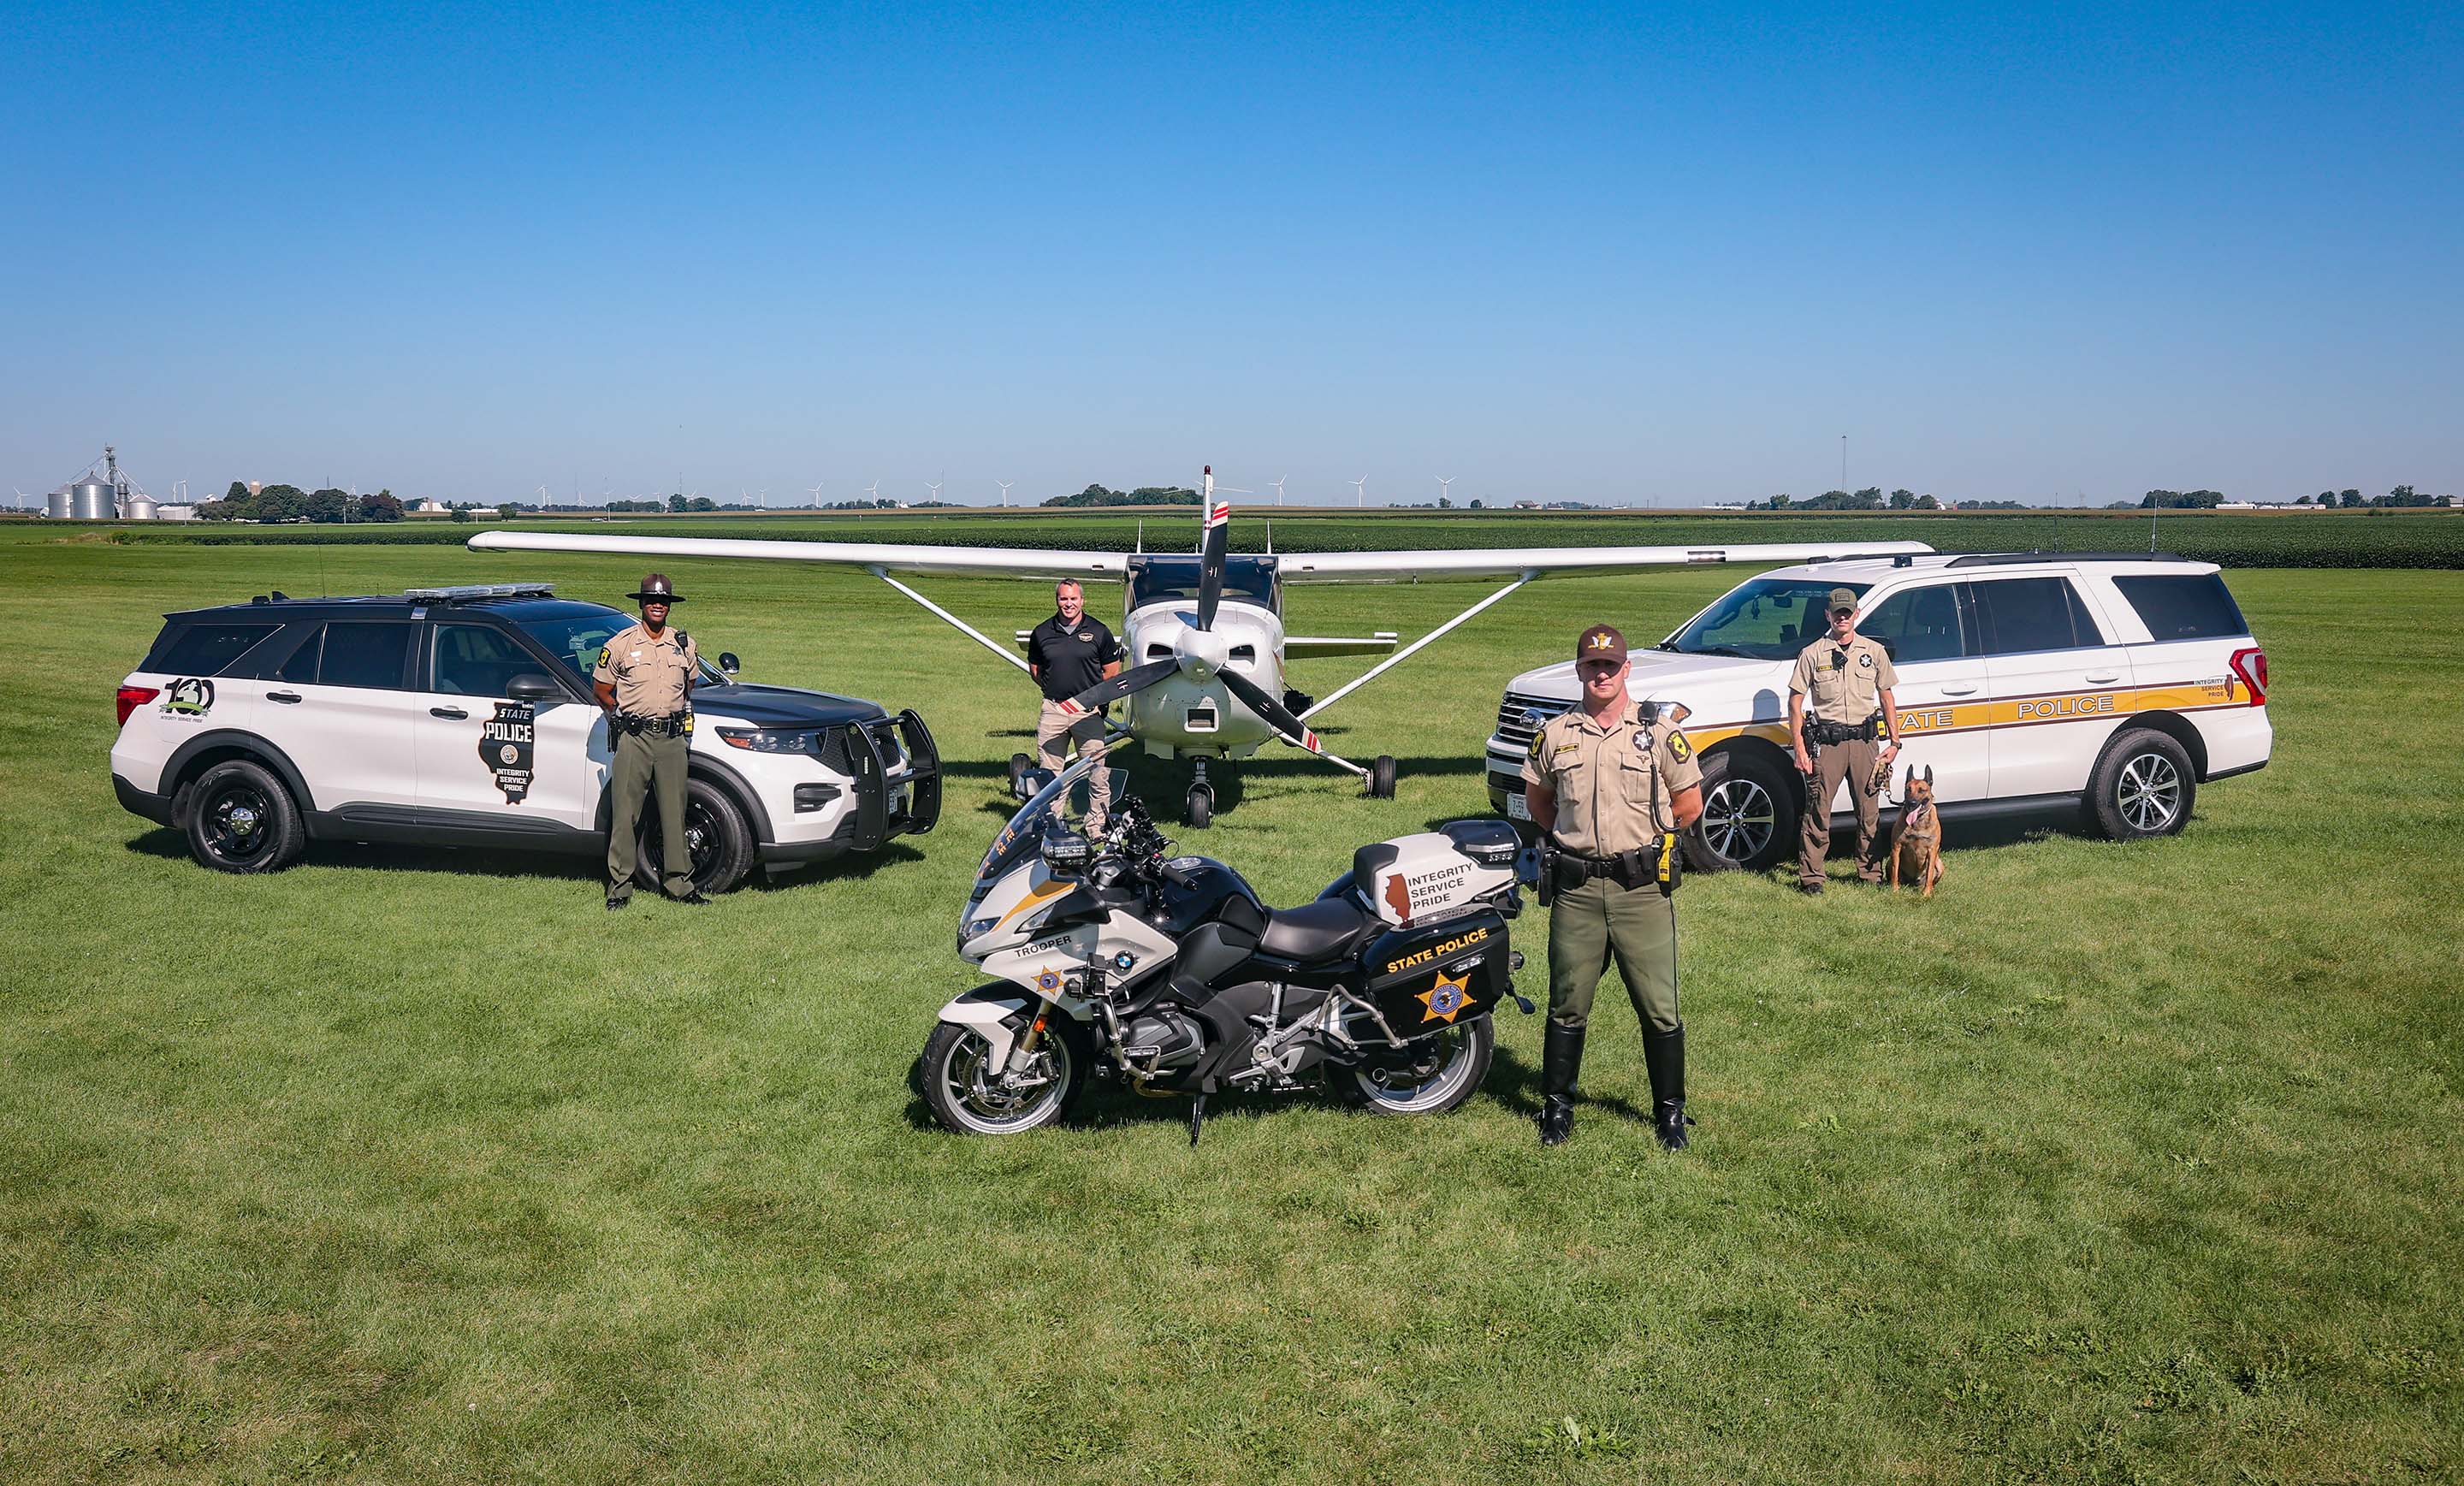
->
xmin=1527 ymin=731 xmax=1544 ymax=761
xmin=1668 ymin=730 xmax=1692 ymax=763
xmin=596 ymin=646 xmax=610 ymax=667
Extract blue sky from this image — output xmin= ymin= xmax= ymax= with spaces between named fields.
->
xmin=3 ymin=1 xmax=2456 ymax=506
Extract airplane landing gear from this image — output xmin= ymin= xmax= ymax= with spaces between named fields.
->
xmin=1184 ymin=759 xmax=1215 ymax=827
xmin=1365 ymin=754 xmax=1397 ymax=799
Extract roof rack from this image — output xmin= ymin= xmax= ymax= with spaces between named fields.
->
xmin=1943 ymin=552 xmax=2183 ymax=567
xmin=1802 ymin=551 xmax=1944 ymax=565
xmin=401 ymin=583 xmax=557 ymax=602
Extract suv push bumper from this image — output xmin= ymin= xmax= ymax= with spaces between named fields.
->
xmin=757 ymin=709 xmax=943 ymax=867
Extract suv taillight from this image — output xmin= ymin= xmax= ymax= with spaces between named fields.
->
xmin=2228 ymin=647 xmax=2267 ymax=706
xmin=116 ymin=685 xmax=160 ymax=725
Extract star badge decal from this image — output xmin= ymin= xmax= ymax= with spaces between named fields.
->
xmin=1417 ymin=968 xmax=1478 ymax=1024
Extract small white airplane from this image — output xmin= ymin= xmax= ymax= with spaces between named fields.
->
xmin=470 ymin=469 xmax=1929 ymax=824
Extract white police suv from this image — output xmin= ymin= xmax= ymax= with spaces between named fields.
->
xmin=111 ymin=583 xmax=939 ymax=892
xmin=1485 ymin=554 xmax=2271 ymax=871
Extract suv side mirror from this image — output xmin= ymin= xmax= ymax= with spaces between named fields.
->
xmin=506 ymin=673 xmax=562 ymax=702
xmin=719 ymin=652 xmax=740 ymax=676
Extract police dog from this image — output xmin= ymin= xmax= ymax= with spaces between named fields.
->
xmin=1888 ymin=765 xmax=1944 ymax=898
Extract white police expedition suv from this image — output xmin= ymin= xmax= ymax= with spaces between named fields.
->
xmin=1485 ymin=554 xmax=2271 ymax=871
xmin=111 ymin=583 xmax=939 ymax=892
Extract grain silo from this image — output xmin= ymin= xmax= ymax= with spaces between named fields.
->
xmin=69 ymin=476 xmax=116 ymax=520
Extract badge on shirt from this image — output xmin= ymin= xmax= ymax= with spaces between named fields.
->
xmin=1858 ymin=653 xmax=1875 ymax=669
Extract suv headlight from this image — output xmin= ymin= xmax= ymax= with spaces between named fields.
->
xmin=717 ymin=725 xmax=822 ymax=755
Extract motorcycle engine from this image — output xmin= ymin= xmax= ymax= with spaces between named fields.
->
xmin=1121 ymin=1008 xmax=1207 ymax=1074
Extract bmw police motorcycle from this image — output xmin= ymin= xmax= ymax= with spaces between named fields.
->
xmin=922 ymin=755 xmax=1537 ymax=1139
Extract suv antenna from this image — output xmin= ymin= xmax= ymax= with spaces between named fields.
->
xmin=1135 ymin=520 xmax=1143 ymax=554
xmin=2149 ymin=504 xmax=2159 ymax=554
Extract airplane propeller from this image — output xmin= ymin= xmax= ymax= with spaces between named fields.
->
xmin=1059 ymin=469 xmax=1383 ymax=789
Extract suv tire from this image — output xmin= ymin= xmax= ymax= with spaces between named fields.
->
xmin=185 ymin=758 xmax=307 ymax=873
xmin=2087 ymin=727 xmax=2196 ymax=841
xmin=635 ymin=775 xmax=756 ymax=895
xmin=1685 ymin=749 xmax=1797 ymax=873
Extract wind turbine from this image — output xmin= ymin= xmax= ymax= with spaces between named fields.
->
xmin=1351 ymin=476 xmax=1368 ymax=507
xmin=864 ymin=482 xmax=880 ymax=506
xmin=997 ymin=480 xmax=1013 ymax=507
xmin=1271 ymin=475 xmax=1288 ymax=506
xmin=1436 ymin=475 xmax=1454 ymax=506
xmin=927 ymin=479 xmax=945 ymax=505
xmin=808 ymin=482 xmax=826 ymax=507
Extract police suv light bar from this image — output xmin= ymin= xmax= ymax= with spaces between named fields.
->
xmin=401 ymin=583 xmax=557 ymax=601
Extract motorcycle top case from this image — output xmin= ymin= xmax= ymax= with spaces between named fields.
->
xmin=1359 ymin=908 xmax=1512 ymax=1036
xmin=1353 ymin=827 xmax=1518 ymax=927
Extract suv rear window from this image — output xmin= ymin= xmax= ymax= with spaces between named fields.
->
xmin=277 ymin=622 xmax=412 ymax=689
xmin=1970 ymin=577 xmax=2106 ymax=656
xmin=147 ymin=622 xmax=281 ymax=676
xmin=2114 ymin=574 xmax=2248 ymax=641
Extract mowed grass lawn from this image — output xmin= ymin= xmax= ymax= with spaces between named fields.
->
xmin=2 ymin=528 xmax=2457 ymax=1483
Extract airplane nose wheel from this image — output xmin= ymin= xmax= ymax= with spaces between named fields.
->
xmin=1365 ymin=755 xmax=1397 ymax=799
xmin=1183 ymin=784 xmax=1213 ymax=829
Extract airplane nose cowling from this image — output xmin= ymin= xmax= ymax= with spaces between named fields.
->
xmin=1175 ymin=626 xmax=1231 ymax=681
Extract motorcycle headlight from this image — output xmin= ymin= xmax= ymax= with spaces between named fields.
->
xmin=717 ymin=725 xmax=822 ymax=754
xmin=965 ymin=915 xmax=999 ymax=940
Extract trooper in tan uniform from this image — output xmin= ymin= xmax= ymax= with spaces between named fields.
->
xmin=593 ymin=572 xmax=706 ymax=909
xmin=1522 ymin=624 xmax=1704 ymax=1150
xmin=1787 ymin=586 xmax=1901 ymax=894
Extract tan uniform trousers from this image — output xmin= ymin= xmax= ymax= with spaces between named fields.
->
xmin=1035 ymin=701 xmax=1111 ymax=831
xmin=1800 ymin=737 xmax=1884 ymax=885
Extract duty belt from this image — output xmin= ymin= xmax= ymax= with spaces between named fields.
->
xmin=1542 ymin=838 xmax=1681 ymax=898
xmin=1806 ymin=714 xmax=1882 ymax=745
xmin=616 ymin=711 xmax=691 ymax=737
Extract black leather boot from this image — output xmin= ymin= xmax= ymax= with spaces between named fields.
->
xmin=1644 ymin=1023 xmax=1691 ymax=1151
xmin=1537 ymin=1022 xmax=1584 ymax=1146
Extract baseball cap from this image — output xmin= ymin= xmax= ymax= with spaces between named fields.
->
xmin=1827 ymin=588 xmax=1858 ymax=615
xmin=1575 ymin=625 xmax=1627 ymax=663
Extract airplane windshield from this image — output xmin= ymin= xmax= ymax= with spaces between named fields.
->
xmin=1127 ymin=556 xmax=1280 ymax=614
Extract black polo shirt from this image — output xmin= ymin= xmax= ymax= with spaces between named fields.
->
xmin=1026 ymin=613 xmax=1124 ymax=702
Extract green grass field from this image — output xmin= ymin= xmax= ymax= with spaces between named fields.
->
xmin=3 ymin=525 xmax=2458 ymax=1483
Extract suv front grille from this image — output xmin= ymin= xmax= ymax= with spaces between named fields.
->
xmin=1493 ymin=692 xmax=1574 ymax=755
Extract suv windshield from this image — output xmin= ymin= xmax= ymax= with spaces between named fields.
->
xmin=1666 ymin=577 xmax=1871 ymax=660
xmin=512 ymin=606 xmax=727 ymax=686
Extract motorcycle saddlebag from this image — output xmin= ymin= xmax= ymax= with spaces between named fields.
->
xmin=1359 ymin=908 xmax=1511 ymax=1037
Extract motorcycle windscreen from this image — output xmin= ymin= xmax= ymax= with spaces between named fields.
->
xmin=1360 ymin=909 xmax=1512 ymax=1036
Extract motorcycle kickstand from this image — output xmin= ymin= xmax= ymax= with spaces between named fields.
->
xmin=1188 ymin=1094 xmax=1207 ymax=1147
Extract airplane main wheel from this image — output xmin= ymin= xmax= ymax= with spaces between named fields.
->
xmin=1366 ymin=755 xmax=1398 ymax=799
xmin=1183 ymin=785 xmax=1213 ymax=829
xmin=1009 ymin=751 xmax=1034 ymax=800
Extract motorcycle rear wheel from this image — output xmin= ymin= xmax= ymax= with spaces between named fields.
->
xmin=1346 ymin=1016 xmax=1494 ymax=1116
xmin=921 ymin=1018 xmax=1087 ymax=1135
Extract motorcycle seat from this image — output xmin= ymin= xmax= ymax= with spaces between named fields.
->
xmin=1258 ymin=897 xmax=1373 ymax=963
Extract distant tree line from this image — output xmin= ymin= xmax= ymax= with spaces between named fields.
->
xmin=1042 ymin=484 xmax=1199 ymax=508
xmin=2293 ymin=486 xmax=2446 ymax=508
xmin=198 ymin=482 xmax=405 ymax=524
xmin=1749 ymin=488 xmax=1940 ymax=512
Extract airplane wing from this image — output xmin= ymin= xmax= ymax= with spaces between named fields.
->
xmin=1285 ymin=633 xmax=1400 ymax=657
xmin=465 ymin=530 xmax=1128 ymax=582
xmin=1272 ymin=541 xmax=1932 ymax=583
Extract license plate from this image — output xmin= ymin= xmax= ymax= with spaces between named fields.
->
xmin=1504 ymin=790 xmax=1531 ymax=821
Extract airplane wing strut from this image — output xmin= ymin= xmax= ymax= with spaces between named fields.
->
xmin=868 ymin=565 xmax=1032 ymax=674
xmin=1299 ymin=572 xmax=1535 ymax=722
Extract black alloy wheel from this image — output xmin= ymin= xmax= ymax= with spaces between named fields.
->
xmin=183 ymin=758 xmax=306 ymax=874
xmin=635 ymin=777 xmax=755 ymax=894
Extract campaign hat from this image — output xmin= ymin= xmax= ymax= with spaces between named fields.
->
xmin=629 ymin=572 xmax=684 ymax=603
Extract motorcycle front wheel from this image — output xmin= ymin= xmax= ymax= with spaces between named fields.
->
xmin=1345 ymin=1016 xmax=1495 ymax=1116
xmin=921 ymin=1017 xmax=1087 ymax=1135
